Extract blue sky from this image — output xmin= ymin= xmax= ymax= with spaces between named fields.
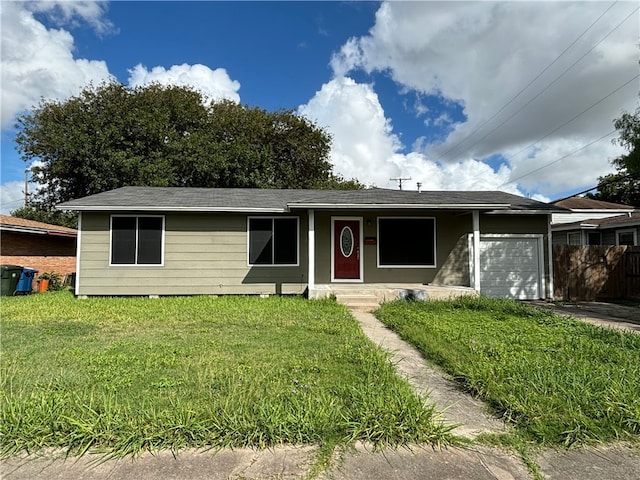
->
xmin=1 ymin=1 xmax=638 ymax=213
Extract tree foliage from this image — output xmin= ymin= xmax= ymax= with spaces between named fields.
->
xmin=586 ymin=172 xmax=640 ymax=207
xmin=9 ymin=206 xmax=78 ymax=229
xmin=587 ymin=107 xmax=640 ymax=207
xmin=612 ymin=107 xmax=640 ymax=174
xmin=14 ymin=82 xmax=361 ymax=224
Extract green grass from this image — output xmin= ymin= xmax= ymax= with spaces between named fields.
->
xmin=375 ymin=296 xmax=640 ymax=447
xmin=0 ymin=292 xmax=451 ymax=458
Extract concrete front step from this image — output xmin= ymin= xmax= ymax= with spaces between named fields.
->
xmin=335 ymin=294 xmax=380 ymax=311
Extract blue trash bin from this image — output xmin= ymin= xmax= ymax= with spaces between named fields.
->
xmin=15 ymin=268 xmax=38 ymax=294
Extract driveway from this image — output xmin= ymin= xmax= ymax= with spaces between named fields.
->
xmin=529 ymin=301 xmax=640 ymax=333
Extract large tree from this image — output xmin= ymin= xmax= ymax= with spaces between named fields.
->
xmin=587 ymin=107 xmax=640 ymax=206
xmin=14 ymin=82 xmax=359 ymax=225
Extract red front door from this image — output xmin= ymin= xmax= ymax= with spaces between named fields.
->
xmin=334 ymin=219 xmax=361 ymax=280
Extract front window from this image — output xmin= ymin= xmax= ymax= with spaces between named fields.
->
xmin=377 ymin=217 xmax=436 ymax=267
xmin=248 ymin=217 xmax=298 ymax=266
xmin=111 ymin=216 xmax=164 ymax=265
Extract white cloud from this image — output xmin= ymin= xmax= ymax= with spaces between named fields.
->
xmin=0 ymin=1 xmax=113 ymax=129
xmin=128 ymin=64 xmax=241 ymax=104
xmin=299 ymin=77 xmax=402 ymax=186
xmin=330 ymin=1 xmax=638 ymax=196
xmin=29 ymin=0 xmax=115 ymax=36
xmin=0 ymin=3 xmax=242 ymax=130
xmin=299 ymin=76 xmax=521 ymax=194
xmin=0 ymin=160 xmax=48 ymax=214
xmin=1 ymin=181 xmax=27 ymax=215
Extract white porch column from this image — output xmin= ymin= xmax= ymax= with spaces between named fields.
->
xmin=308 ymin=209 xmax=315 ymax=291
xmin=547 ymin=215 xmax=554 ymax=300
xmin=75 ymin=212 xmax=82 ymax=297
xmin=472 ymin=210 xmax=481 ymax=292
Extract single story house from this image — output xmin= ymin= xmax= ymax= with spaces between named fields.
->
xmin=551 ymin=197 xmax=636 ymax=246
xmin=0 ymin=214 xmax=77 ymax=275
xmin=552 ymin=211 xmax=640 ymax=247
xmin=57 ymin=187 xmax=561 ymax=300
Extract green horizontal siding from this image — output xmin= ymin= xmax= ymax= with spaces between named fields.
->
xmin=77 ymin=212 xmax=307 ymax=296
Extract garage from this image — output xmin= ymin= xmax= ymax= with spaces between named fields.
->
xmin=477 ymin=234 xmax=545 ymax=300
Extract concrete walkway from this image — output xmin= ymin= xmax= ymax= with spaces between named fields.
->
xmin=351 ymin=310 xmax=508 ymax=439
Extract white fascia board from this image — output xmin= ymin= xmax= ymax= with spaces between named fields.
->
xmin=553 ymin=221 xmax=640 ymax=231
xmin=485 ymin=209 xmax=559 ymax=215
xmin=570 ymin=209 xmax=634 ymax=214
xmin=551 ymin=223 xmax=597 ymax=231
xmin=55 ymin=205 xmax=288 ymax=213
xmin=0 ymin=225 xmax=48 ymax=235
xmin=287 ymin=203 xmax=511 ymax=210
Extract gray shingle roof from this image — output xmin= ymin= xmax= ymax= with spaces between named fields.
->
xmin=0 ymin=214 xmax=77 ymax=236
xmin=56 ymin=186 xmax=559 ymax=213
xmin=557 ymin=212 xmax=640 ymax=229
xmin=553 ymin=197 xmax=635 ymax=210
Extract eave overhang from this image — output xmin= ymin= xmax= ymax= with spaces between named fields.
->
xmin=286 ymin=202 xmax=512 ymax=210
xmin=56 ymin=205 xmax=287 ymax=213
xmin=0 ymin=225 xmax=77 ymax=236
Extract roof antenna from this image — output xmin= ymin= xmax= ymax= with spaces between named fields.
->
xmin=390 ymin=177 xmax=411 ymax=190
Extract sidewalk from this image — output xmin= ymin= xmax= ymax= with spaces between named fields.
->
xmin=3 ymin=443 xmax=638 ymax=480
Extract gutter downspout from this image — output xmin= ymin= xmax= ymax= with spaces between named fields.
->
xmin=473 ymin=210 xmax=481 ymax=292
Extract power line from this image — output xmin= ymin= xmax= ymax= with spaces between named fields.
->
xmin=500 ymin=129 xmax=617 ymax=187
xmin=501 ymin=73 xmax=638 ymax=166
xmin=551 ymin=172 xmax=639 ymax=203
xmin=436 ymin=1 xmax=619 ymax=161
xmin=0 ymin=198 xmax=27 ymax=208
xmin=437 ymin=4 xmax=639 ymax=162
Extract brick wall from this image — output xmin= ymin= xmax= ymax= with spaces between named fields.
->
xmin=1 ymin=231 xmax=76 ymax=256
xmin=0 ymin=255 xmax=76 ymax=275
xmin=0 ymin=231 xmax=76 ymax=275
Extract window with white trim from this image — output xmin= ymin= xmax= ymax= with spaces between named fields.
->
xmin=616 ymin=229 xmax=637 ymax=246
xmin=377 ymin=217 xmax=436 ymax=267
xmin=110 ymin=216 xmax=164 ymax=265
xmin=567 ymin=232 xmax=581 ymax=245
xmin=248 ymin=217 xmax=298 ymax=266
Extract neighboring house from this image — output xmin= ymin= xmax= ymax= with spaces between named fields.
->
xmin=57 ymin=187 xmax=561 ymax=300
xmin=0 ymin=214 xmax=77 ymax=274
xmin=552 ymin=212 xmax=640 ymax=247
xmin=551 ymin=196 xmax=638 ymax=246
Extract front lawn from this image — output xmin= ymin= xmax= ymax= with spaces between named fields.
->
xmin=0 ymin=292 xmax=450 ymax=457
xmin=375 ymin=297 xmax=640 ymax=447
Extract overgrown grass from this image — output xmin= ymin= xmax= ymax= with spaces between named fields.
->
xmin=375 ymin=296 xmax=640 ymax=447
xmin=0 ymin=292 xmax=451 ymax=458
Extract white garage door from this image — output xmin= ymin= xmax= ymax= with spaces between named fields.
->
xmin=478 ymin=235 xmax=544 ymax=300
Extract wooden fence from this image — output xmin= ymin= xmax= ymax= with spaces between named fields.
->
xmin=553 ymin=245 xmax=640 ymax=301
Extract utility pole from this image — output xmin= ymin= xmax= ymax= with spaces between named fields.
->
xmin=390 ymin=177 xmax=411 ymax=190
xmin=24 ymin=168 xmax=29 ymax=208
